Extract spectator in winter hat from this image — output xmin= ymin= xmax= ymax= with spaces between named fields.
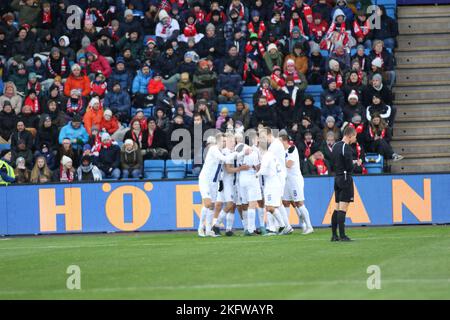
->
xmin=343 ymin=90 xmax=365 ymax=122
xmin=323 ymin=115 xmax=341 ymax=141
xmin=97 ymin=132 xmax=121 ymax=179
xmin=120 ymin=139 xmax=143 ymax=179
xmin=140 ymin=37 xmax=161 ymax=67
xmin=320 ymin=94 xmax=343 ymax=128
xmin=14 ymin=156 xmax=31 ymax=183
xmin=217 ymin=63 xmax=242 ymax=103
xmin=0 ymin=82 xmax=23 ymax=115
xmin=263 ymin=43 xmax=283 ymax=73
xmin=363 ymin=73 xmax=393 ymax=107
xmin=58 ymin=35 xmax=75 ymax=62
xmin=155 ymin=9 xmax=180 ymax=47
xmin=83 ymin=97 xmax=104 ymax=135
xmin=77 ymin=155 xmax=102 ymax=182
xmin=58 ymin=114 xmax=89 ymax=151
xmin=64 ymin=64 xmax=91 ymax=97
xmin=103 ymin=81 xmax=132 ymax=124
xmin=53 ymin=155 xmax=77 ymax=183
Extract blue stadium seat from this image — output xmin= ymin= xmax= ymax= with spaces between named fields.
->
xmin=241 ymin=86 xmax=257 ymax=96
xmin=131 ymin=107 xmax=153 ymax=118
xmin=218 ymin=103 xmax=236 ymax=114
xmin=144 ymin=160 xmax=165 ymax=171
xmin=320 ymin=50 xmax=329 ymax=57
xmin=166 ymin=159 xmax=187 ymax=169
xmin=166 ymin=160 xmax=186 ymax=179
xmin=350 ymin=48 xmax=371 ymax=56
xmin=305 ymin=85 xmax=323 ymax=94
xmin=0 ymin=144 xmax=10 ymax=151
xmin=365 ymin=153 xmax=384 ymax=174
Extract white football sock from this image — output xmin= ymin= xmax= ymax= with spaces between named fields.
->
xmin=294 ymin=206 xmax=307 ymax=231
xmin=199 ymin=207 xmax=208 ymax=231
xmin=247 ymin=208 xmax=256 ymax=233
xmin=242 ymin=210 xmax=248 ymax=231
xmin=226 ymin=212 xmax=235 ymax=231
xmin=256 ymin=207 xmax=265 ymax=228
xmin=205 ymin=209 xmax=214 ymax=234
xmin=266 ymin=213 xmax=275 ymax=231
xmin=279 ymin=205 xmax=291 ymax=228
xmin=299 ymin=205 xmax=313 ymax=230
xmin=216 ymin=210 xmax=226 ymax=226
xmin=273 ymin=208 xmax=286 ymax=228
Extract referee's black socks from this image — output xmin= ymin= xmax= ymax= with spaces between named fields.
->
xmin=337 ymin=211 xmax=347 ymax=238
xmin=331 ymin=210 xmax=338 ymax=237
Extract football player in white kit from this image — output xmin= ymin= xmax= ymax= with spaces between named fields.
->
xmin=257 ymin=128 xmax=290 ymax=235
xmin=198 ymin=133 xmax=237 ymax=237
xmin=261 ymin=127 xmax=294 ymax=234
xmin=238 ymin=136 xmax=263 ymax=236
xmin=280 ymin=134 xmax=314 ymax=235
xmin=213 ymin=132 xmax=247 ymax=236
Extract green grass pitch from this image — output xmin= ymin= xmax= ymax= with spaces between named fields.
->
xmin=0 ymin=225 xmax=449 ymax=299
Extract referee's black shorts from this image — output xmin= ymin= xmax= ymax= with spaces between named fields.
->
xmin=334 ymin=175 xmax=354 ymax=203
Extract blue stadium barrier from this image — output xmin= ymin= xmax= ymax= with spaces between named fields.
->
xmin=1 ymin=173 xmax=449 ymax=235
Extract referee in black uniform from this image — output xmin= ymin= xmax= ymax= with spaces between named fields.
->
xmin=330 ymin=126 xmax=359 ymax=242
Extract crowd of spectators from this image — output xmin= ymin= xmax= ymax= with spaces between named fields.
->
xmin=0 ymin=0 xmax=402 ymax=185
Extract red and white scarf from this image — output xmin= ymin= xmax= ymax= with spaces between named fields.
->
xmin=247 ymin=21 xmax=266 ymax=39
xmin=327 ymin=72 xmax=343 ymax=88
xmin=284 ymin=70 xmax=301 ymax=84
xmin=353 ymin=19 xmax=370 ymax=38
xmin=245 ymin=41 xmax=265 ymax=57
xmin=289 ymin=18 xmax=306 ymax=36
xmin=369 ymin=126 xmax=386 ymax=139
xmin=261 ymin=88 xmax=276 ymax=106
xmin=271 ymin=72 xmax=286 ymax=88
xmin=243 ymin=61 xmax=261 ymax=84
xmin=60 ymin=166 xmax=74 ymax=182
xmin=229 ymin=3 xmax=245 ymax=19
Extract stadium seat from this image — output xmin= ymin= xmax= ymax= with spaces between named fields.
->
xmin=218 ymin=103 xmax=236 ymax=114
xmin=365 ymin=153 xmax=384 ymax=174
xmin=166 ymin=160 xmax=186 ymax=179
xmin=0 ymin=144 xmax=10 ymax=151
xmin=241 ymin=86 xmax=257 ymax=97
xmin=144 ymin=160 xmax=165 ymax=171
xmin=131 ymin=107 xmax=153 ymax=118
xmin=320 ymin=50 xmax=329 ymax=57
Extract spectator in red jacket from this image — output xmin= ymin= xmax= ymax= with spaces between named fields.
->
xmin=85 ymin=44 xmax=112 ymax=78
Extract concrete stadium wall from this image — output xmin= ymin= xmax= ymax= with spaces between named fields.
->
xmin=0 ymin=173 xmax=449 ymax=236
